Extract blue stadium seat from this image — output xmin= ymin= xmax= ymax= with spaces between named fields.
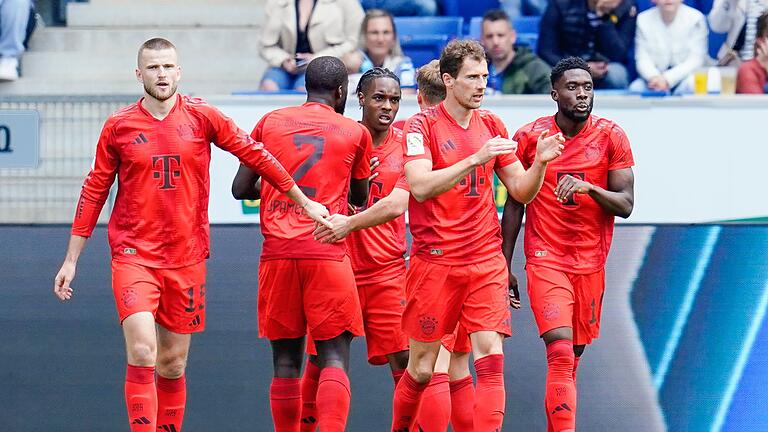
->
xmin=394 ymin=16 xmax=464 ymax=67
xmin=513 ymin=15 xmax=541 ymax=34
xmin=441 ymin=0 xmax=501 ymax=33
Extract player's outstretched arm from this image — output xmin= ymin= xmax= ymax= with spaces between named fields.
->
xmin=406 ymin=136 xmax=516 ymax=202
xmin=53 ymin=235 xmax=88 ymax=301
xmin=282 ymin=185 xmax=333 ymax=228
xmin=501 ymin=198 xmax=525 ymax=309
xmin=555 ymin=167 xmax=635 ymax=218
xmin=231 ymin=165 xmax=262 ymax=200
xmin=498 ymin=131 xmax=565 ymax=204
xmin=313 ymin=187 xmax=409 ymax=243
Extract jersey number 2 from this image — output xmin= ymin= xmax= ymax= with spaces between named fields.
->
xmin=292 ymin=134 xmax=326 ymax=198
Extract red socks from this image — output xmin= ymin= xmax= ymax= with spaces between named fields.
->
xmin=414 ymin=372 xmax=450 ymax=431
xmin=474 ymin=354 xmax=505 ymax=431
xmin=270 ymin=377 xmax=302 ymax=432
xmin=316 ymin=367 xmax=352 ymax=431
xmin=545 ymin=340 xmax=577 ymax=432
xmin=391 ymin=370 xmax=428 ymax=431
xmin=449 ymin=375 xmax=475 ymax=432
xmin=125 ymin=365 xmax=157 ymax=432
xmin=392 ymin=369 xmax=405 ymax=386
xmin=156 ymin=374 xmax=186 ymax=432
xmin=300 ymin=360 xmax=321 ymax=432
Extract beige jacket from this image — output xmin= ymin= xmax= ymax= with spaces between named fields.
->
xmin=260 ymin=0 xmax=364 ymax=68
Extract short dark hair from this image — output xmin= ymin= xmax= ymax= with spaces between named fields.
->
xmin=482 ymin=9 xmax=511 ymax=25
xmin=759 ymin=11 xmax=768 ymax=39
xmin=416 ymin=60 xmax=445 ymax=105
xmin=550 ymin=56 xmax=592 ymax=87
xmin=356 ymin=67 xmax=400 ymax=95
xmin=138 ymin=38 xmax=176 ymax=64
xmin=305 ymin=56 xmax=348 ymax=93
xmin=440 ymin=39 xmax=487 ymax=79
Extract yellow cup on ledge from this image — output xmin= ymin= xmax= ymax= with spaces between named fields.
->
xmin=693 ymin=68 xmax=709 ymax=95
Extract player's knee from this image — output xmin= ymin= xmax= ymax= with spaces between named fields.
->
xmin=410 ymin=366 xmax=433 ymax=384
xmin=156 ymin=355 xmax=187 ymax=378
xmin=470 ymin=332 xmax=504 ymax=357
xmin=127 ymin=342 xmax=156 ymax=366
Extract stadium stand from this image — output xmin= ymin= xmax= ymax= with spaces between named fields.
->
xmin=394 ymin=16 xmax=463 ymax=67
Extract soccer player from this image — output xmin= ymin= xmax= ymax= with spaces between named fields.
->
xmin=231 ymin=56 xmax=372 ymax=432
xmin=391 ymin=39 xmax=565 ymax=432
xmin=52 ymin=38 xmax=329 ymax=432
xmin=502 ymin=56 xmax=635 ymax=432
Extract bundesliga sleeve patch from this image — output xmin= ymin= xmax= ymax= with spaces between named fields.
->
xmin=406 ymin=133 xmax=425 ymax=156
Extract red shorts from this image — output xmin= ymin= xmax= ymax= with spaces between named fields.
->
xmin=441 ymin=323 xmax=471 ymax=353
xmin=305 ymin=271 xmax=409 ymax=364
xmin=258 ymin=257 xmax=364 ymax=341
xmin=526 ymin=264 xmax=605 ymax=346
xmin=111 ymin=259 xmax=207 ymax=334
xmin=402 ymin=253 xmax=511 ymax=342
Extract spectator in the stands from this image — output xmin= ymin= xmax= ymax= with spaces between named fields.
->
xmin=343 ymin=9 xmax=415 ymax=90
xmin=736 ymin=11 xmax=768 ymax=92
xmin=630 ymin=0 xmax=708 ymax=94
xmin=0 ymin=0 xmax=32 ymax=81
xmin=259 ymin=0 xmax=364 ymax=91
xmin=360 ymin=0 xmax=437 ymax=16
xmin=501 ymin=0 xmax=548 ymax=20
xmin=481 ymin=9 xmax=552 ymax=93
xmin=708 ymin=0 xmax=768 ymax=65
xmin=538 ymin=0 xmax=637 ymax=89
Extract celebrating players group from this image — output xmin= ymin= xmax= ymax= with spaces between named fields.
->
xmin=53 ymin=36 xmax=635 ymax=432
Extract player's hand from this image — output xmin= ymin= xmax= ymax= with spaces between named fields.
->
xmin=54 ymin=261 xmax=76 ymax=301
xmin=302 ymin=199 xmax=332 ymax=229
xmin=509 ymin=270 xmax=521 ymax=309
xmin=471 ymin=136 xmax=517 ymax=166
xmin=535 ymin=130 xmax=565 ymax=163
xmin=369 ymin=156 xmax=380 ymax=181
xmin=312 ymin=214 xmax=352 ymax=243
xmin=554 ymin=174 xmax=592 ymax=203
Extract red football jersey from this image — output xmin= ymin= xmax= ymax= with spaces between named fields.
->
xmin=347 ymin=126 xmax=408 ymax=284
xmin=72 ymin=94 xmax=294 ymax=268
xmin=257 ymin=102 xmax=372 ymax=261
xmin=403 ymin=102 xmax=517 ymax=265
xmin=514 ymin=114 xmax=634 ymax=274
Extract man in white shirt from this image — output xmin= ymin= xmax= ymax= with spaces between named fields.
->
xmin=630 ymin=0 xmax=708 ymax=94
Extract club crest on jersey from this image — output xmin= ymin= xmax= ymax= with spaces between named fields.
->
xmin=585 ymin=141 xmax=601 ymax=160
xmin=406 ymin=133 xmax=424 ymax=156
xmin=419 ymin=315 xmax=438 ymax=336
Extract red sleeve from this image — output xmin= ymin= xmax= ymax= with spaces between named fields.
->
xmin=512 ymin=126 xmax=532 ymax=169
xmin=394 ymin=173 xmax=410 ymax=192
xmin=402 ymin=113 xmax=433 ymax=164
xmin=204 ymin=105 xmax=295 ymax=193
xmin=608 ymin=124 xmax=635 ymax=170
xmin=71 ymin=119 xmax=120 ymax=237
xmin=489 ymin=113 xmax=518 ymax=169
xmin=736 ymin=61 xmax=768 ymax=94
xmin=351 ymin=125 xmax=373 ymax=180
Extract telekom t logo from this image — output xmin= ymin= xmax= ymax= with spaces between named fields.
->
xmin=152 ymin=155 xmax=181 ymax=189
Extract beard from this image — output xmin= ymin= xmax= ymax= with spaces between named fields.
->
xmin=560 ymin=99 xmax=593 ymax=122
xmin=144 ymin=81 xmax=178 ymax=102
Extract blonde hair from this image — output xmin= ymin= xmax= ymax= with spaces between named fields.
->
xmin=416 ymin=60 xmax=445 ymax=105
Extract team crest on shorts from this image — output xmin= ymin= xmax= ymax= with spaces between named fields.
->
xmin=419 ymin=315 xmax=438 ymax=336
xmin=543 ymin=303 xmax=560 ymax=321
xmin=122 ymin=289 xmax=138 ymax=308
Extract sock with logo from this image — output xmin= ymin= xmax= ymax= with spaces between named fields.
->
xmin=270 ymin=377 xmax=302 ymax=432
xmin=474 ymin=354 xmax=506 ymax=431
xmin=316 ymin=367 xmax=351 ymax=431
xmin=156 ymin=374 xmax=186 ymax=432
xmin=391 ymin=369 xmax=428 ymax=431
xmin=449 ymin=375 xmax=475 ymax=432
xmin=125 ymin=365 xmax=157 ymax=432
xmin=414 ymin=372 xmax=450 ymax=431
xmin=300 ymin=359 xmax=321 ymax=432
xmin=545 ymin=340 xmax=577 ymax=432
xmin=391 ymin=368 xmax=405 ymax=386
